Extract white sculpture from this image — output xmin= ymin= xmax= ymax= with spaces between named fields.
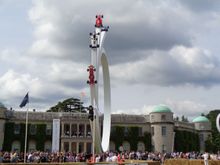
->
xmin=87 ymin=15 xmax=111 ymax=153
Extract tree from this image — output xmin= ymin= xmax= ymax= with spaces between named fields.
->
xmin=206 ymin=110 xmax=220 ymax=152
xmin=205 ymin=135 xmax=214 ymax=152
xmin=174 ymin=116 xmax=179 ymax=121
xmin=47 ymin=97 xmax=87 ymax=113
xmin=181 ymin=115 xmax=189 ymax=122
xmin=174 ymin=130 xmax=200 ymax=152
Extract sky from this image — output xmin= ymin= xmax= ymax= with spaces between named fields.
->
xmin=1 ymin=0 xmax=220 ymax=121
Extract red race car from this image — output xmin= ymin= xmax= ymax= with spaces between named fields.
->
xmin=95 ymin=15 xmax=103 ymax=27
xmin=87 ymin=65 xmax=97 ymax=85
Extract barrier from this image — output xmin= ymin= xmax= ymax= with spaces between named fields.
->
xmin=164 ymin=159 xmax=220 ymax=165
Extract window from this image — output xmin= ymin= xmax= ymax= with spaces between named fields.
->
xmin=199 ymin=134 xmax=204 ymax=142
xmin=28 ymin=140 xmax=36 ymax=151
xmin=137 ymin=142 xmax=145 ymax=152
xmin=64 ymin=142 xmax=69 ymax=152
xmin=64 ymin=124 xmax=70 ymax=136
xmin=71 ymin=142 xmax=77 ymax=153
xmin=161 ymin=115 xmax=166 ymax=120
xmin=46 ymin=124 xmax=52 ymax=135
xmin=151 ymin=127 xmax=154 ymax=136
xmin=151 ymin=115 xmax=154 ymax=121
xmin=79 ymin=142 xmax=84 ymax=153
xmin=71 ymin=124 xmax=77 ymax=137
xmin=14 ymin=124 xmax=20 ymax=134
xmin=162 ymin=126 xmax=166 ymax=136
xmin=200 ymin=124 xmax=205 ymax=129
xmin=162 ymin=144 xmax=166 ymax=153
xmin=86 ymin=124 xmax=91 ymax=137
xmin=12 ymin=141 xmax=20 ymax=152
xmin=111 ymin=126 xmax=116 ymax=133
xmin=29 ymin=124 xmax=37 ymax=135
xmin=79 ymin=124 xmax=85 ymax=137
xmin=44 ymin=141 xmax=51 ymax=152
xmin=110 ymin=141 xmax=115 ymax=151
xmin=138 ymin=127 xmax=143 ymax=136
xmin=124 ymin=127 xmax=129 ymax=136
xmin=122 ymin=141 xmax=130 ymax=152
xmin=86 ymin=143 xmax=92 ymax=153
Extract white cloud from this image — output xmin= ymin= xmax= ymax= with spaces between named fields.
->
xmin=170 ymin=46 xmax=217 ymax=69
xmin=113 ymin=104 xmax=155 ymax=115
xmin=111 ymin=45 xmax=220 ymax=86
xmin=165 ymin=98 xmax=208 ymax=121
xmin=29 ymin=39 xmax=62 ymax=57
xmin=0 ymin=70 xmax=38 ymax=98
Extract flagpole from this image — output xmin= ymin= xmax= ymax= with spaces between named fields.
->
xmin=24 ymin=101 xmax=29 ymax=163
xmin=80 ymin=95 xmax=82 ymax=114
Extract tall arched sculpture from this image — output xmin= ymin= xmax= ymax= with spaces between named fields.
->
xmin=216 ymin=114 xmax=220 ymax=133
xmin=87 ymin=15 xmax=111 ymax=153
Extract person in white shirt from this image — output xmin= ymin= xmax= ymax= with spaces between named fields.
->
xmin=203 ymin=152 xmax=209 ymax=165
xmin=111 ymin=153 xmax=117 ymax=162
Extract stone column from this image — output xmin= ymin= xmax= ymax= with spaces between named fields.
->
xmin=84 ymin=124 xmax=86 ymax=137
xmin=70 ymin=124 xmax=72 ymax=136
xmin=61 ymin=142 xmax=64 ymax=152
xmin=77 ymin=124 xmax=79 ymax=137
xmin=62 ymin=123 xmax=64 ymax=137
xmin=76 ymin=142 xmax=79 ymax=153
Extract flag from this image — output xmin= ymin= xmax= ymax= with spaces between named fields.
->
xmin=19 ymin=93 xmax=29 ymax=108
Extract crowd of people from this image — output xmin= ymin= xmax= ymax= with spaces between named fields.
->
xmin=0 ymin=150 xmax=220 ymax=163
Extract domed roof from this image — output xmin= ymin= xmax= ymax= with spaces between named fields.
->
xmin=192 ymin=116 xmax=209 ymax=123
xmin=151 ymin=105 xmax=172 ymax=113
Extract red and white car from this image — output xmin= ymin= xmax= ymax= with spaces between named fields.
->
xmin=95 ymin=15 xmax=103 ymax=27
xmin=87 ymin=65 xmax=97 ymax=85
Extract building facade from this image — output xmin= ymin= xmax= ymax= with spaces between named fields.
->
xmin=0 ymin=104 xmax=211 ymax=153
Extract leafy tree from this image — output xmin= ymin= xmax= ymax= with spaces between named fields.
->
xmin=110 ymin=126 xmax=151 ymax=152
xmin=174 ymin=130 xmax=199 ymax=152
xmin=205 ymin=135 xmax=214 ymax=152
xmin=206 ymin=110 xmax=220 ymax=152
xmin=174 ymin=116 xmax=179 ymax=121
xmin=47 ymin=97 xmax=87 ymax=113
xmin=181 ymin=115 xmax=189 ymax=122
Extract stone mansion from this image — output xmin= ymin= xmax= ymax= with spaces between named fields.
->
xmin=0 ymin=103 xmax=211 ymax=153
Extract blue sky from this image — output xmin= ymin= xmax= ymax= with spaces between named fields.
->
xmin=1 ymin=0 xmax=220 ymax=120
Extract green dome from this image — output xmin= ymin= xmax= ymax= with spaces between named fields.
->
xmin=152 ymin=105 xmax=172 ymax=113
xmin=192 ymin=116 xmax=209 ymax=123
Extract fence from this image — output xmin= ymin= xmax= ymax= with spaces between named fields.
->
xmin=164 ymin=159 xmax=220 ymax=165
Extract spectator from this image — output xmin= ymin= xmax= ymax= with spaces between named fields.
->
xmin=203 ymin=152 xmax=209 ymax=165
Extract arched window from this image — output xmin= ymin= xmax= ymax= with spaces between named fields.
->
xmin=46 ymin=124 xmax=52 ymax=135
xmin=44 ymin=141 xmax=52 ymax=152
xmin=28 ymin=140 xmax=36 ymax=152
xmin=137 ymin=141 xmax=145 ymax=152
xmin=14 ymin=124 xmax=20 ymax=134
xmin=122 ymin=141 xmax=130 ymax=152
xmin=12 ymin=141 xmax=20 ymax=152
xmin=29 ymin=124 xmax=37 ymax=135
xmin=109 ymin=141 xmax=115 ymax=151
